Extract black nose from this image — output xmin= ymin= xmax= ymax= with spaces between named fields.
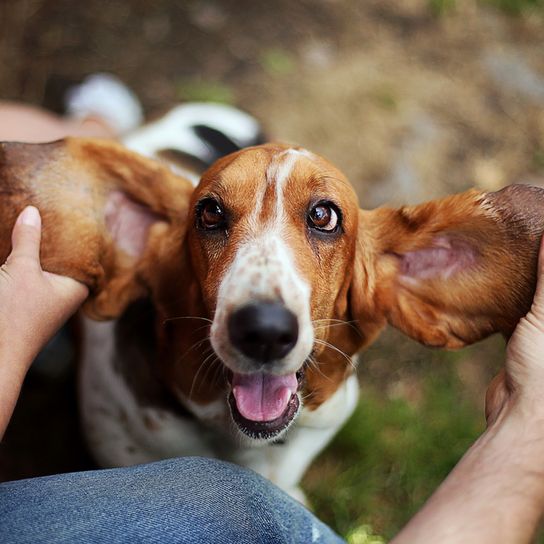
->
xmin=228 ymin=302 xmax=299 ymax=362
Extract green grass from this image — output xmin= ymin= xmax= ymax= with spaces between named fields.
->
xmin=486 ymin=0 xmax=544 ymax=14
xmin=429 ymin=0 xmax=544 ymax=15
xmin=259 ymin=48 xmax=296 ymax=76
xmin=429 ymin=0 xmax=457 ymax=15
xmin=303 ymin=354 xmax=485 ymax=540
xmin=369 ymin=85 xmax=399 ymax=112
xmin=176 ymin=80 xmax=234 ymax=104
xmin=533 ymin=148 xmax=544 ymax=171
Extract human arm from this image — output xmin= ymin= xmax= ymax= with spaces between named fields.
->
xmin=0 ymin=101 xmax=115 ymax=143
xmin=0 ymin=207 xmax=88 ymax=439
xmin=391 ymin=237 xmax=544 ymax=544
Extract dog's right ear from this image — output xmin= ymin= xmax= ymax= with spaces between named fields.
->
xmin=351 ymin=185 xmax=544 ymax=349
xmin=0 ymin=138 xmax=193 ymax=319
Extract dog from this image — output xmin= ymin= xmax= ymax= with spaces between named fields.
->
xmin=1 ymin=108 xmax=543 ymax=500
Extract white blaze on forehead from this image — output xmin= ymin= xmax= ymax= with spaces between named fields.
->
xmin=248 ymin=147 xmax=315 ymax=228
xmin=265 ymin=148 xmax=316 ymax=221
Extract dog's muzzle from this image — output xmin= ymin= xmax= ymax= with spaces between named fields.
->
xmin=226 ymin=301 xmax=302 ymax=439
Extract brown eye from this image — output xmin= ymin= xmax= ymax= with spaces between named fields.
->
xmin=197 ymin=198 xmax=226 ymax=230
xmin=308 ymin=202 xmax=340 ymax=233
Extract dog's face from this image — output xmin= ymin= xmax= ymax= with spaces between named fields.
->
xmin=1 ymin=138 xmax=543 ymax=436
xmin=186 ymin=144 xmax=360 ymax=439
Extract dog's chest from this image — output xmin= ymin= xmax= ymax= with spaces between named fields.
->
xmin=79 ymin=317 xmax=230 ymax=466
xmin=79 ymin=315 xmax=358 ymax=495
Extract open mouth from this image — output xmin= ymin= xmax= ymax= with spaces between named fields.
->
xmin=227 ymin=369 xmax=305 ymax=440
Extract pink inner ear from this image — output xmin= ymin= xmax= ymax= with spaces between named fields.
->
xmin=104 ymin=191 xmax=163 ymax=258
xmin=398 ymin=236 xmax=477 ymax=280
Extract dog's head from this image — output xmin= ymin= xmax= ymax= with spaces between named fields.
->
xmin=182 ymin=143 xmax=363 ymax=439
xmin=1 ymin=138 xmax=543 ymax=440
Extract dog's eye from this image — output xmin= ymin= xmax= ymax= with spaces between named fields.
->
xmin=197 ymin=199 xmax=226 ymax=230
xmin=308 ymin=202 xmax=339 ymax=233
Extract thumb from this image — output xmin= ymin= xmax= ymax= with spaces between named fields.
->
xmin=7 ymin=206 xmax=42 ymax=264
xmin=528 ymin=235 xmax=544 ymax=323
xmin=506 ymin=234 xmax=544 ymax=372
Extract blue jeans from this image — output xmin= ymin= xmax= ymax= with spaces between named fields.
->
xmin=0 ymin=457 xmax=345 ymax=544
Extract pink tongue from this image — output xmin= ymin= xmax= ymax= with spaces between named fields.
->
xmin=232 ymin=372 xmax=298 ymax=422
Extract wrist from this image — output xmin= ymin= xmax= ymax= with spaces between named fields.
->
xmin=0 ymin=346 xmax=35 ymax=378
xmin=489 ymin=392 xmax=544 ymax=436
xmin=0 ymin=320 xmax=46 ymax=377
xmin=0 ymin=345 xmax=36 ymax=441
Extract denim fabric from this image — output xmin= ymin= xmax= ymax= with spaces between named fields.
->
xmin=0 ymin=456 xmax=345 ymax=544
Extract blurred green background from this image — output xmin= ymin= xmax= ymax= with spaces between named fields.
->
xmin=1 ymin=0 xmax=544 ymax=541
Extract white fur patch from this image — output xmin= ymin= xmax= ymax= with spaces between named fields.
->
xmin=66 ymin=73 xmax=143 ymax=134
xmin=232 ymin=374 xmax=360 ymax=497
xmin=123 ymin=102 xmax=261 ymax=184
xmin=298 ymin=373 xmax=359 ymax=428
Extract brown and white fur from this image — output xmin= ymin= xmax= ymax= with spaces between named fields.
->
xmin=81 ymin=114 xmax=359 ymax=500
xmin=1 ymin=104 xmax=543 ymax=501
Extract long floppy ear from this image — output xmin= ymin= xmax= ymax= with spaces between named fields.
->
xmin=351 ymin=185 xmax=544 ymax=349
xmin=0 ymin=138 xmax=193 ymax=319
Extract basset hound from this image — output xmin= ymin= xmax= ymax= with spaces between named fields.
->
xmin=1 ymin=107 xmax=542 ymax=501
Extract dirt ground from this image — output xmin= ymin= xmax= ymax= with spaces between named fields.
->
xmin=2 ymin=0 xmax=543 ymax=204
xmin=1 ymin=0 xmax=544 ymax=537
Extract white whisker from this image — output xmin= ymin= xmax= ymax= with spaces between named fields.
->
xmin=189 ymin=350 xmax=219 ymax=399
xmin=313 ymin=338 xmax=356 ymax=370
xmin=163 ymin=315 xmax=213 ymax=325
xmin=305 ymin=354 xmax=332 ymax=382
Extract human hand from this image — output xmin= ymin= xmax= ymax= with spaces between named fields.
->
xmin=0 ymin=206 xmax=89 ymax=370
xmin=486 ymin=236 xmax=544 ymax=424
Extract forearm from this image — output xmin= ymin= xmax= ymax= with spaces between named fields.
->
xmin=0 ymin=346 xmax=34 ymax=439
xmin=392 ymin=409 xmax=544 ymax=544
xmin=0 ymin=101 xmax=115 ymax=142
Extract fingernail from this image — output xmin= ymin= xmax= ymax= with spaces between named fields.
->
xmin=17 ymin=206 xmax=41 ymax=227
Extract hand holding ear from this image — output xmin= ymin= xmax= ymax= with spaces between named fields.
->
xmin=0 ymin=206 xmax=89 ymax=369
xmin=393 ymin=235 xmax=544 ymax=544
xmin=486 ymin=235 xmax=544 ymax=424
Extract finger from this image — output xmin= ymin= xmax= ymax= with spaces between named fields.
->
xmin=537 ymin=234 xmax=544 ymax=286
xmin=7 ymin=206 xmax=42 ymax=264
xmin=528 ymin=235 xmax=544 ymax=312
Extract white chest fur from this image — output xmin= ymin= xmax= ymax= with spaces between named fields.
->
xmin=79 ymin=317 xmax=358 ymax=496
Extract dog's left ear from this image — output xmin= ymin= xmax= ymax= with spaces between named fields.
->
xmin=0 ymin=138 xmax=193 ymax=319
xmin=351 ymin=185 xmax=544 ymax=348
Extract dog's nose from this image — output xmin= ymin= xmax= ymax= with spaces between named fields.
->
xmin=228 ymin=302 xmax=299 ymax=362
